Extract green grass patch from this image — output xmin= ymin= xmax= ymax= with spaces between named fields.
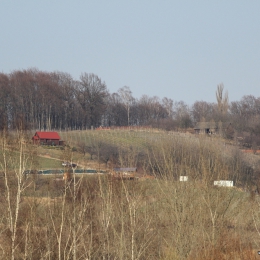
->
xmin=37 ymin=156 xmax=62 ymax=169
xmin=59 ymin=129 xmax=175 ymax=151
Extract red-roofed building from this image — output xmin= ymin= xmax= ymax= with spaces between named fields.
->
xmin=32 ymin=131 xmax=63 ymax=145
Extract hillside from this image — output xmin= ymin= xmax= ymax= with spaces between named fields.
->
xmin=0 ymin=130 xmax=260 ymax=259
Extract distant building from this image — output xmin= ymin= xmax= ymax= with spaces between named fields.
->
xmin=194 ymin=121 xmax=233 ymax=135
xmin=32 ymin=131 xmax=63 ymax=145
xmin=113 ymin=167 xmax=137 ymax=173
xmin=111 ymin=167 xmax=137 ymax=180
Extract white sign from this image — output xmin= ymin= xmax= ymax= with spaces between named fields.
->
xmin=180 ymin=176 xmax=188 ymax=182
xmin=214 ymin=180 xmax=233 ymax=187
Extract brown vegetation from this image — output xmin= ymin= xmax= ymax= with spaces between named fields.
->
xmin=0 ymin=129 xmax=260 ymax=259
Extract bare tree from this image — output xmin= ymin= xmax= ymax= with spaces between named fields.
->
xmin=104 ymin=93 xmax=127 ymax=126
xmin=191 ymin=101 xmax=215 ymax=123
xmin=173 ymin=101 xmax=192 ymax=128
xmin=118 ymin=86 xmax=134 ymax=126
xmin=162 ymin=97 xmax=173 ymax=118
xmin=0 ymin=131 xmax=37 ymax=259
xmin=78 ymin=73 xmax=108 ymax=129
xmin=0 ymin=73 xmax=10 ymax=130
xmin=216 ymin=83 xmax=229 ymax=115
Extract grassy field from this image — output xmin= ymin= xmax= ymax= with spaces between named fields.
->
xmin=37 ymin=155 xmax=63 ymax=169
xmin=59 ymin=129 xmax=179 ymax=149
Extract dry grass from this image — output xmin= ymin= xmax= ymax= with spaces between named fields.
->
xmin=1 ymin=130 xmax=260 ymax=259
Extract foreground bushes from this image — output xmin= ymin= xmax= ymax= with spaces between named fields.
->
xmin=0 ymin=131 xmax=260 ymax=259
xmin=0 ymin=174 xmax=259 ymax=259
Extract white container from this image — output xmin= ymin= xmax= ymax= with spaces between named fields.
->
xmin=180 ymin=176 xmax=188 ymax=182
xmin=214 ymin=180 xmax=233 ymax=187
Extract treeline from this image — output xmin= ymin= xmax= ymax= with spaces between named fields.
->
xmin=1 ymin=69 xmax=260 ymax=138
xmin=0 ymin=69 xmax=176 ymax=130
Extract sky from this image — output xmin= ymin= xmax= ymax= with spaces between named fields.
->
xmin=1 ymin=1 xmax=260 ymax=105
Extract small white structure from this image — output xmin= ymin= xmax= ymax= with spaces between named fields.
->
xmin=214 ymin=180 xmax=233 ymax=187
xmin=180 ymin=176 xmax=188 ymax=182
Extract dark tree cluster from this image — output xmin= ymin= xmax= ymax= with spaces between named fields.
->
xmin=0 ymin=69 xmax=108 ymax=130
xmin=0 ymin=69 xmax=180 ymax=130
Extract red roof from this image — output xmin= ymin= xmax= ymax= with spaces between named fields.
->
xmin=34 ymin=132 xmax=61 ymax=140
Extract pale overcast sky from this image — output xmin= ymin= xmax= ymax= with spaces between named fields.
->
xmin=1 ymin=1 xmax=260 ymax=104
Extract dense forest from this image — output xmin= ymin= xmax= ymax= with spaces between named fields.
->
xmin=0 ymin=68 xmax=260 ymax=145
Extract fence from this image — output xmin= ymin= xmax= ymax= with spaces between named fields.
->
xmin=24 ymin=169 xmax=107 ymax=175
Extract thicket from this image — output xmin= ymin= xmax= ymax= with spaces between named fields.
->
xmin=0 ymin=130 xmax=260 ymax=259
xmin=62 ymin=130 xmax=256 ymax=187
